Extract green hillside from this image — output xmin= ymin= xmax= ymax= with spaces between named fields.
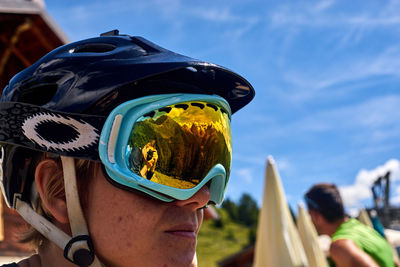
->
xmin=197 ymin=208 xmax=254 ymax=267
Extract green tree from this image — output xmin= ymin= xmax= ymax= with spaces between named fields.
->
xmin=237 ymin=193 xmax=259 ymax=227
xmin=221 ymin=197 xmax=238 ymax=221
xmin=247 ymin=227 xmax=257 ymax=246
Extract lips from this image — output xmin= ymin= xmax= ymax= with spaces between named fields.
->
xmin=165 ymin=224 xmax=198 ymax=238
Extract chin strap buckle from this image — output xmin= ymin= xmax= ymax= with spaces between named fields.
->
xmin=64 ymin=235 xmax=95 ymax=267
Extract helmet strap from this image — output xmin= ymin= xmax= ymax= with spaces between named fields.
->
xmin=14 ymin=157 xmax=103 ymax=267
xmin=15 ymin=198 xmax=72 ymax=249
xmin=60 ymin=156 xmax=102 ymax=267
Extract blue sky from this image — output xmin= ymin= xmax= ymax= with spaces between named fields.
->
xmin=45 ymin=0 xmax=400 ymax=216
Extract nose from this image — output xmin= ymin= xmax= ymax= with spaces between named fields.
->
xmin=174 ymin=185 xmax=211 ymax=210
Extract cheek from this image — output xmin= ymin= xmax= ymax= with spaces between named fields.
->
xmin=87 ymin=186 xmax=156 ymax=234
xmin=83 ymin=171 xmax=202 ymax=266
xmin=84 ymin=177 xmax=164 ymax=262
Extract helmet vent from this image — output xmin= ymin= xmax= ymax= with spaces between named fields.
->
xmin=73 ymin=43 xmax=116 ymax=53
xmin=19 ymin=83 xmax=58 ymax=105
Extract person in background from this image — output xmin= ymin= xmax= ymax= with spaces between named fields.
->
xmin=0 ymin=30 xmax=254 ymax=267
xmin=369 ymin=209 xmax=386 ymax=238
xmin=305 ymin=183 xmax=397 ymax=267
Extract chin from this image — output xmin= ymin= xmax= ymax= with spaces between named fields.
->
xmin=165 ymin=251 xmax=197 ymax=267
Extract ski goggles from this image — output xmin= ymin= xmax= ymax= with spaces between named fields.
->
xmin=99 ymin=94 xmax=232 ymax=205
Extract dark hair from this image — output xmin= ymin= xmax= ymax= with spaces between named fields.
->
xmin=304 ymin=183 xmax=345 ymax=223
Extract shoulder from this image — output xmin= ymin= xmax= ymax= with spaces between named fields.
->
xmin=330 ymin=239 xmax=379 ymax=267
xmin=332 ymin=219 xmax=364 ymax=241
xmin=0 ymin=263 xmax=19 ymax=267
xmin=330 ymin=239 xmax=358 ymax=254
xmin=17 ymin=255 xmax=41 ymax=267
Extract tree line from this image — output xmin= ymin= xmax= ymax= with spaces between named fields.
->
xmin=221 ymin=193 xmax=259 ymax=227
xmin=211 ymin=193 xmax=259 ymax=246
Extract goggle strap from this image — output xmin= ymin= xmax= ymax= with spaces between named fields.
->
xmin=0 ymin=102 xmax=105 ymax=161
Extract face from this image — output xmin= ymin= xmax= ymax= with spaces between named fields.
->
xmin=85 ymin=165 xmax=210 ymax=267
xmin=308 ymin=209 xmax=323 ymax=235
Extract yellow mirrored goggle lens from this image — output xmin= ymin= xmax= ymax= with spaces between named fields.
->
xmin=126 ymin=101 xmax=232 ymax=189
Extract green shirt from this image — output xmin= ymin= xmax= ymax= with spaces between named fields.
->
xmin=330 ymin=218 xmax=394 ymax=267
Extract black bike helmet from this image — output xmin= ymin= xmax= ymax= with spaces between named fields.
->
xmin=0 ymin=29 xmax=254 ymax=209
xmin=0 ymin=30 xmax=255 ymax=266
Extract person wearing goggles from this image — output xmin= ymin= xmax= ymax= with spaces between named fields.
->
xmin=0 ymin=30 xmax=254 ymax=267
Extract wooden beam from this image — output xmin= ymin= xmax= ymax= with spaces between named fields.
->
xmin=0 ymin=19 xmax=32 ymax=75
xmin=30 ymin=21 xmax=54 ymax=51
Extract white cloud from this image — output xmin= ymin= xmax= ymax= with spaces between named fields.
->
xmin=392 ymin=185 xmax=400 ymax=205
xmin=235 ymin=168 xmax=254 ymax=184
xmin=313 ymin=0 xmax=336 ymax=13
xmin=280 ymin=45 xmax=400 ymax=105
xmin=152 ymin=0 xmax=182 ymax=18
xmin=275 ymin=158 xmax=291 ymax=172
xmin=348 ymin=207 xmax=360 ymax=218
xmin=269 ymin=2 xmax=400 ymax=28
xmin=233 ymin=153 xmax=266 ymax=166
xmin=339 ymin=159 xmax=400 ymax=209
xmin=222 ymin=16 xmax=260 ymax=41
xmin=271 ymin=5 xmax=400 ymax=89
xmin=189 ymin=7 xmax=239 ymax=22
xmin=247 ymin=94 xmax=400 ymax=148
xmin=289 ymin=95 xmax=400 ymax=136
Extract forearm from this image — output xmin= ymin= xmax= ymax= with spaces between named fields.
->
xmin=332 ymin=258 xmax=379 ymax=267
xmin=330 ymin=240 xmax=379 ymax=267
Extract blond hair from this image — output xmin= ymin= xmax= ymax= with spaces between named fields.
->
xmin=19 ymin=153 xmax=98 ymax=248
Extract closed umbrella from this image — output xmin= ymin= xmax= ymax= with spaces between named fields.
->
xmin=253 ymin=156 xmax=308 ymax=267
xmin=297 ymin=204 xmax=329 ymax=267
xmin=358 ymin=208 xmax=373 ymax=228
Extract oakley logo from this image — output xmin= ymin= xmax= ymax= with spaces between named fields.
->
xmin=22 ymin=112 xmax=99 ymax=152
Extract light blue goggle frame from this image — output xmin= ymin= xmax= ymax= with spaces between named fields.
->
xmin=99 ymin=93 xmax=232 ymax=205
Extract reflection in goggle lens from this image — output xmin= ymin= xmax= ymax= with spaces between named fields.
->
xmin=126 ymin=101 xmax=232 ymax=189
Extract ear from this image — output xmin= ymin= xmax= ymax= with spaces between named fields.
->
xmin=308 ymin=209 xmax=317 ymax=217
xmin=309 ymin=209 xmax=321 ymax=223
xmin=310 ymin=210 xmax=320 ymax=219
xmin=35 ymin=159 xmax=69 ymax=224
